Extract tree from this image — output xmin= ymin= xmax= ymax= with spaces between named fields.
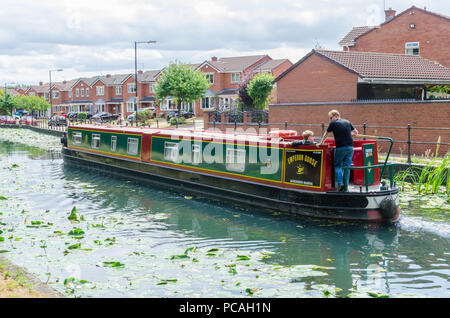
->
xmin=13 ymin=95 xmax=50 ymax=115
xmin=155 ymin=62 xmax=210 ymax=115
xmin=0 ymin=89 xmax=17 ymax=115
xmin=237 ymin=72 xmax=255 ymax=111
xmin=246 ymin=72 xmax=275 ymax=109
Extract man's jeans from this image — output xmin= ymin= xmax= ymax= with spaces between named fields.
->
xmin=334 ymin=146 xmax=354 ymax=188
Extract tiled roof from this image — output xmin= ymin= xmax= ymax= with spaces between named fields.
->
xmin=139 ymin=70 xmax=161 ymax=82
xmin=252 ymin=59 xmax=290 ymax=72
xmin=338 ymin=26 xmax=377 ymax=46
xmin=315 ymin=50 xmax=450 ymax=80
xmin=207 ymin=55 xmax=268 ymax=72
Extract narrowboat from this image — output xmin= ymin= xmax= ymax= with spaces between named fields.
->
xmin=61 ymin=125 xmax=400 ymax=223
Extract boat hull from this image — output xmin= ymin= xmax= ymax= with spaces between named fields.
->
xmin=62 ymin=147 xmax=400 ymax=223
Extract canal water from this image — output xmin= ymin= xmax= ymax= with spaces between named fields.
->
xmin=0 ymin=128 xmax=448 ymax=298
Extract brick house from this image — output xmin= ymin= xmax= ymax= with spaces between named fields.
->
xmin=339 ymin=6 xmax=450 ymax=67
xmin=270 ymin=49 xmax=450 ymax=155
xmin=192 ymin=55 xmax=292 ymax=117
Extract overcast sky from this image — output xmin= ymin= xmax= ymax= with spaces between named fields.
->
xmin=1 ymin=0 xmax=448 ymax=85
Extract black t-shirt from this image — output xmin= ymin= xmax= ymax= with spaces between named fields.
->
xmin=61 ymin=135 xmax=67 ymax=147
xmin=327 ymin=118 xmax=354 ymax=148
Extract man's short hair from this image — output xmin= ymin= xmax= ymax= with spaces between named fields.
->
xmin=302 ymin=130 xmax=314 ymax=140
xmin=328 ymin=110 xmax=340 ymax=118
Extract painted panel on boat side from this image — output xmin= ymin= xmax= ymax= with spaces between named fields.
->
xmin=149 ymin=136 xmax=283 ymax=183
xmin=67 ymin=128 xmax=142 ymax=159
xmin=284 ymin=148 xmax=324 ymax=188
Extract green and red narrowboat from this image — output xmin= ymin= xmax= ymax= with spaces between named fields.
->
xmin=62 ymin=125 xmax=400 ymax=223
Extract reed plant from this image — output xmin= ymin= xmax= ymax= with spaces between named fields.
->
xmin=394 ymin=152 xmax=449 ymax=195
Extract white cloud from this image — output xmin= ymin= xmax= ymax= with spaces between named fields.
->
xmin=0 ymin=0 xmax=448 ymax=84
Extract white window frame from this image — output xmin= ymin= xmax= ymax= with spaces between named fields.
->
xmin=73 ymin=132 xmax=82 ymax=145
xmin=53 ymin=91 xmax=59 ymax=99
xmin=91 ymin=134 xmax=101 ymax=149
xmin=111 ymin=136 xmax=117 ymax=152
xmin=205 ymin=73 xmax=214 ymax=85
xmin=127 ymin=138 xmax=139 ymax=155
xmin=164 ymin=142 xmax=179 ymax=162
xmin=116 ymin=86 xmax=122 ymax=95
xmin=231 ymin=73 xmax=240 ymax=83
xmin=128 ymin=83 xmax=136 ymax=94
xmin=201 ymin=97 xmax=214 ymax=109
xmin=126 ymin=102 xmax=134 ymax=112
xmin=226 ymin=148 xmax=246 ymax=172
xmin=86 ymin=88 xmax=89 ymax=97
xmin=405 ymin=42 xmax=420 ymax=55
xmin=76 ymin=88 xmax=79 ymax=97
xmin=96 ymin=86 xmax=104 ymax=96
xmin=150 ymin=83 xmax=156 ymax=93
xmin=81 ymin=88 xmax=84 ymax=97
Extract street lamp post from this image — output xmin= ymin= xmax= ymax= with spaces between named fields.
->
xmin=134 ymin=40 xmax=156 ymax=126
xmin=49 ymin=69 xmax=63 ymax=118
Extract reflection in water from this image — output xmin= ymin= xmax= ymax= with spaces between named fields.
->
xmin=0 ymin=139 xmax=448 ymax=297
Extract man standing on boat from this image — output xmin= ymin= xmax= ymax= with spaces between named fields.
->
xmin=317 ymin=110 xmax=358 ymax=191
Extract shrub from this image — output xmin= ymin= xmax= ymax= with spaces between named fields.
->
xmin=77 ymin=112 xmax=87 ymax=120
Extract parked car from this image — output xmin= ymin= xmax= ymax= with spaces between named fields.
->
xmin=14 ymin=109 xmax=29 ymax=117
xmin=3 ymin=115 xmax=16 ymax=124
xmin=68 ymin=112 xmax=78 ymax=120
xmin=166 ymin=110 xmax=195 ymax=121
xmin=0 ymin=115 xmax=8 ymax=124
xmin=92 ymin=112 xmax=120 ymax=122
xmin=53 ymin=112 xmax=68 ymax=118
xmin=19 ymin=116 xmax=37 ymax=126
xmin=48 ymin=115 xmax=67 ymax=126
xmin=127 ymin=107 xmax=156 ymax=122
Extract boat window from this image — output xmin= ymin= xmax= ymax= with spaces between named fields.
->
xmin=73 ymin=132 xmax=82 ymax=145
xmin=127 ymin=138 xmax=139 ymax=155
xmin=226 ymin=148 xmax=246 ymax=172
xmin=111 ymin=136 xmax=117 ymax=152
xmin=164 ymin=142 xmax=179 ymax=162
xmin=192 ymin=144 xmax=201 ymax=165
xmin=92 ymin=134 xmax=101 ymax=149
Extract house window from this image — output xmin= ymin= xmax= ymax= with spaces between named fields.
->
xmin=127 ymin=138 xmax=139 ymax=155
xmin=127 ymin=102 xmax=135 ymax=112
xmin=111 ymin=136 xmax=117 ymax=152
xmin=116 ymin=86 xmax=122 ymax=95
xmin=29 ymin=92 xmax=35 ymax=96
xmin=192 ymin=144 xmax=201 ymax=165
xmin=76 ymin=88 xmax=79 ymax=97
xmin=231 ymin=73 xmax=240 ymax=83
xmin=405 ymin=42 xmax=420 ymax=55
xmin=91 ymin=134 xmax=101 ymax=149
xmin=201 ymin=97 xmax=214 ymax=109
xmin=73 ymin=132 xmax=82 ymax=145
xmin=164 ymin=142 xmax=179 ymax=162
xmin=96 ymin=86 xmax=104 ymax=96
xmin=128 ymin=83 xmax=136 ymax=93
xmin=44 ymin=93 xmax=49 ymax=100
xmin=81 ymin=88 xmax=84 ymax=97
xmin=86 ymin=88 xmax=89 ymax=97
xmin=150 ymin=83 xmax=156 ymax=93
xmin=68 ymin=91 xmax=72 ymax=98
xmin=205 ymin=73 xmax=214 ymax=85
xmin=53 ymin=91 xmax=59 ymax=99
xmin=226 ymin=148 xmax=246 ymax=172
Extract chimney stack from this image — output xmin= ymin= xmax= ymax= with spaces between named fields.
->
xmin=39 ymin=81 xmax=43 ymax=86
xmin=385 ymin=8 xmax=396 ymax=21
xmin=138 ymin=70 xmax=143 ymax=75
xmin=211 ymin=56 xmax=218 ymax=62
xmin=106 ymin=74 xmax=111 ymax=78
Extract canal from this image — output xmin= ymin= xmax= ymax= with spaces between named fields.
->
xmin=0 ymin=128 xmax=448 ymax=298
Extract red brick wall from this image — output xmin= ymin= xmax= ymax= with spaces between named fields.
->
xmin=269 ymin=101 xmax=450 ymax=156
xmin=350 ymin=8 xmax=450 ymax=67
xmin=275 ymin=54 xmax=359 ymax=103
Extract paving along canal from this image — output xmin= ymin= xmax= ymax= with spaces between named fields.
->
xmin=0 ymin=128 xmax=448 ymax=298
